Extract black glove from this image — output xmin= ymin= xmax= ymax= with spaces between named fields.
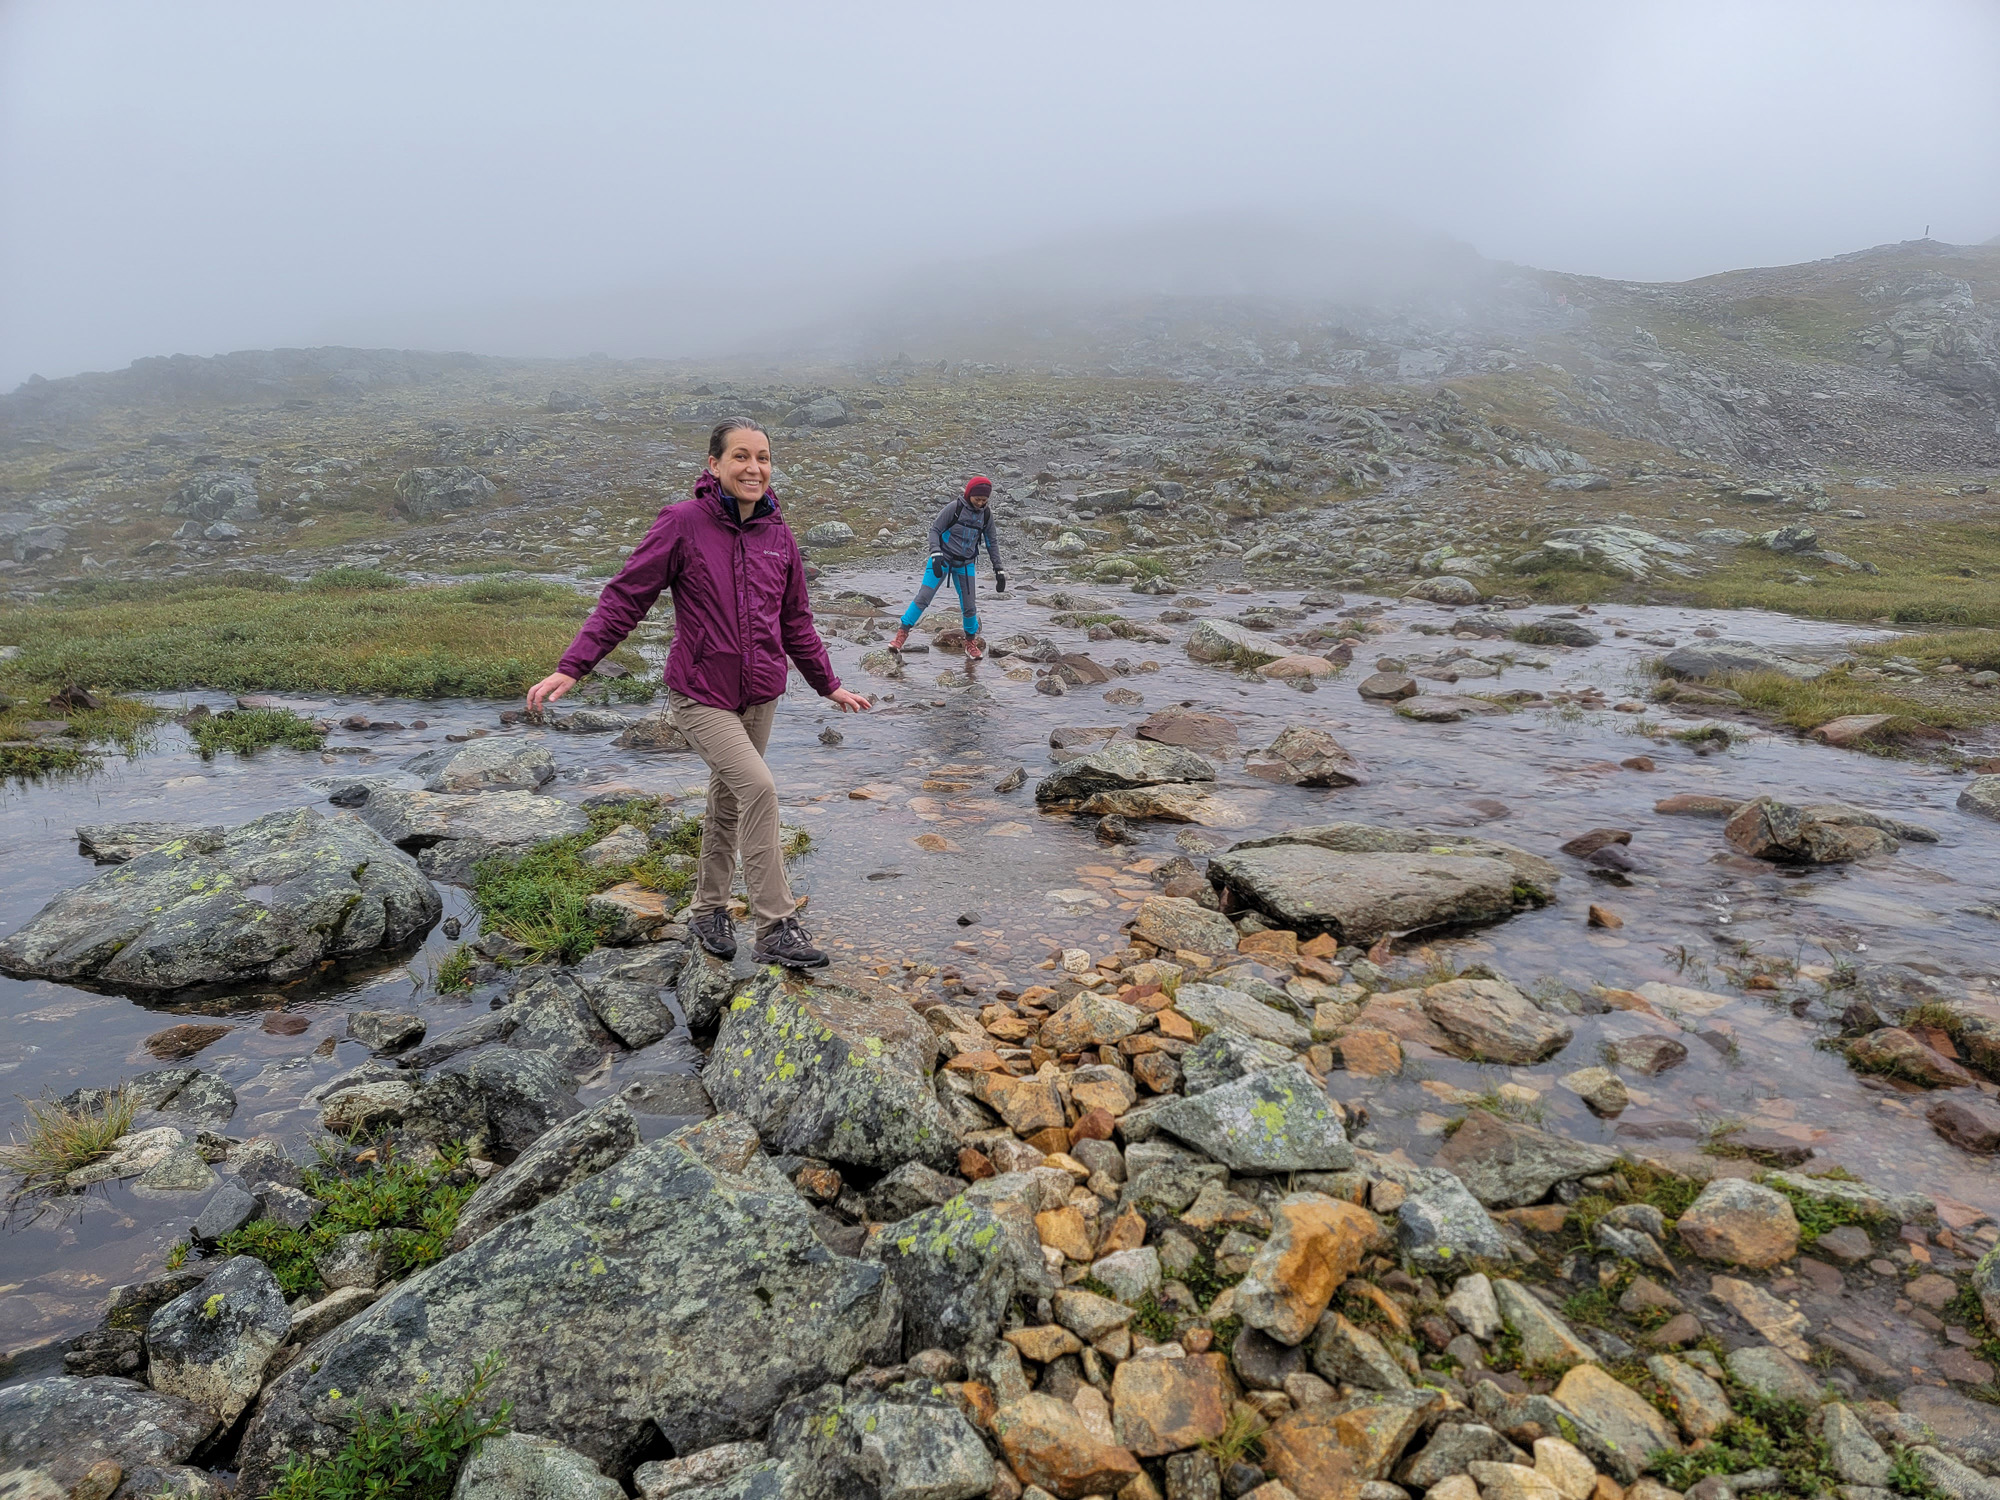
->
xmin=994 ymin=571 xmax=1007 ymax=593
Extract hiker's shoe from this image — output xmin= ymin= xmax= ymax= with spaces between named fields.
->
xmin=753 ymin=916 xmax=829 ymax=970
xmin=889 ymin=627 xmax=910 ymax=651
xmin=964 ymin=639 xmax=984 ymax=661
xmin=688 ymin=907 xmax=737 ymax=960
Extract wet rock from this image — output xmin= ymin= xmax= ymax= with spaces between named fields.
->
xmin=1849 ymin=1027 xmax=1976 ymax=1088
xmin=1724 ymin=797 xmax=1896 ymax=864
xmin=449 ymin=1099 xmax=639 ymax=1251
xmin=1110 ymin=1353 xmax=1235 ymax=1456
xmin=1186 ymin=618 xmax=1287 ymax=667
xmin=1434 ymin=1111 xmax=1618 ymax=1208
xmin=1552 ymin=1364 xmax=1679 ymax=1482
xmin=1658 ymin=640 xmax=1825 ymax=681
xmin=348 ymin=1009 xmax=424 ymax=1052
xmin=1149 ymin=1062 xmax=1353 ymax=1173
xmin=1559 ymin=1067 xmax=1629 ymax=1116
xmin=1494 ymin=1279 xmax=1596 ymax=1368
xmin=1604 ymin=1035 xmax=1687 ymax=1076
xmin=1036 ymin=741 xmax=1216 ymax=805
xmin=402 ymin=739 xmax=555 ymax=792
xmin=1511 ymin=620 xmax=1602 ymax=648
xmin=404 ymin=1047 xmax=582 ymax=1158
xmin=191 ymin=1182 xmax=263 ymax=1242
xmin=1932 ymin=1095 xmax=2000 ymax=1153
xmin=0 ymin=1376 xmax=216 ymax=1487
xmin=451 ymin=1431 xmax=624 ymax=1500
xmin=1404 ymin=575 xmax=1481 ymax=605
xmin=358 ymin=788 xmax=589 ymax=882
xmin=1310 ymin=1312 xmax=1411 ymax=1391
xmin=1137 ymin=707 xmax=1240 ymax=750
xmin=236 ymin=1116 xmax=901 ymax=1490
xmin=1958 ymin=776 xmax=2000 ymax=821
xmin=1675 ymin=1179 xmax=1800 ymax=1268
xmin=767 ymin=1382 xmax=995 ymax=1499
xmin=1358 ymin=672 xmax=1419 ymax=701
xmin=76 ymin=823 xmax=224 ymax=864
xmin=1234 ymin=1194 xmax=1378 ymax=1345
xmin=1077 ymin=783 xmax=1237 ymax=824
xmin=145 ymin=1256 xmax=289 ymax=1425
xmin=141 ymin=1022 xmax=234 ymax=1061
xmin=1245 ymin=726 xmax=1371 ymax=788
xmin=0 ymin=808 xmax=440 ymax=993
xmin=1419 ymin=978 xmax=1573 ymax=1064
xmin=993 ymin=1393 xmax=1142 ymax=1498
xmin=876 ymin=1196 xmax=1034 ymax=1358
xmin=1132 ymin=895 xmax=1240 ymax=956
xmin=1654 ymin=794 xmax=1743 ymax=818
xmin=705 ymin=972 xmax=958 ymax=1172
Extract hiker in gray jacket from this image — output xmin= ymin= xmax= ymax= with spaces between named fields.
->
xmin=891 ymin=475 xmax=1006 ymax=660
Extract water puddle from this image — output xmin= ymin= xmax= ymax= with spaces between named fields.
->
xmin=4 ymin=567 xmax=1997 ymax=1361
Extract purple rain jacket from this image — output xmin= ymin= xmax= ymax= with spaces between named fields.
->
xmin=555 ymin=472 xmax=840 ymax=712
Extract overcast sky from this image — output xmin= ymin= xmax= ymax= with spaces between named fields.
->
xmin=3 ymin=0 xmax=1996 ymax=389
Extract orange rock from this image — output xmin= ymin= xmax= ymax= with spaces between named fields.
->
xmin=1233 ymin=1194 xmax=1378 ymax=1345
xmin=1183 ymin=1326 xmax=1214 ymax=1354
xmin=1264 ymin=1407 xmax=1364 ymax=1499
xmin=1587 ymin=905 xmax=1623 ymax=930
xmin=1597 ymin=988 xmax=1661 ymax=1015
xmin=945 ymin=1049 xmax=1008 ymax=1072
xmin=1156 ymin=1010 xmax=1197 ymax=1042
xmin=1239 ymin=929 xmax=1300 ymax=959
xmin=1006 ymin=1323 xmax=1085 ymax=1362
xmin=1070 ymin=1108 xmax=1116 ymax=1142
xmin=1036 ymin=1205 xmax=1098 ymax=1263
xmin=959 ymin=1146 xmax=996 ymax=1181
xmin=1296 ymin=954 xmax=1341 ymax=983
xmin=976 ymin=1072 xmax=1068 ymax=1134
xmin=1337 ymin=1029 xmax=1403 ymax=1078
xmin=994 ymin=1393 xmax=1142 ymax=1499
xmin=1342 ymin=1279 xmax=1409 ymax=1335
xmin=1300 ymin=933 xmax=1340 ymax=960
xmin=957 ymin=1379 xmax=999 ymax=1432
xmin=1100 ymin=1205 xmax=1148 ymax=1253
xmin=1109 ymin=1353 xmax=1236 ymax=1456
xmin=1498 ymin=1205 xmax=1571 ymax=1235
xmin=1026 ymin=1126 xmax=1073 ymax=1156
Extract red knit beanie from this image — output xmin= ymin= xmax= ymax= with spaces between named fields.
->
xmin=964 ymin=476 xmax=993 ymax=500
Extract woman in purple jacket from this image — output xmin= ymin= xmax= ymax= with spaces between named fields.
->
xmin=528 ymin=419 xmax=871 ymax=970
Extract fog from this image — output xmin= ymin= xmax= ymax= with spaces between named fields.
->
xmin=3 ymin=0 xmax=1997 ymax=389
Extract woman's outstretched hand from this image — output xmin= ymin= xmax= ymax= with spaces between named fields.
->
xmin=527 ymin=672 xmax=578 ymax=711
xmin=827 ymin=687 xmax=872 ymax=713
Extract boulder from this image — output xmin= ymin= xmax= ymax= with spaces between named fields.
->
xmin=0 ymin=808 xmax=440 ymax=993
xmin=803 ymin=521 xmax=857 ymax=547
xmin=1136 ymin=708 xmax=1240 ymax=750
xmin=0 ymin=1376 xmax=216 ymax=1487
xmin=1208 ymin=846 xmax=1526 ymax=945
xmin=876 ymin=1196 xmax=1036 ymax=1358
xmin=402 ymin=739 xmax=556 ymax=792
xmin=1658 ymin=640 xmax=1825 ymax=681
xmin=1419 ymin=979 xmax=1574 ymax=1064
xmin=348 ymin=1009 xmax=424 ymax=1052
xmin=1551 ymin=1364 xmax=1679 ymax=1483
xmin=167 ymin=470 xmax=260 ymax=523
xmin=1185 ymin=618 xmax=1288 ymax=667
xmin=356 ymin=788 xmax=589 ymax=883
xmin=403 ymin=1047 xmax=582 ymax=1158
xmin=236 ymin=1116 xmax=901 ymax=1491
xmin=451 ymin=1432 xmax=625 ymax=1500
xmin=393 ymin=465 xmax=498 ymax=519
xmin=767 ymin=1382 xmax=995 ymax=1499
xmin=499 ymin=970 xmax=621 ymax=1072
xmin=993 ymin=1394 xmax=1142 ymax=1498
xmin=1725 ymin=797 xmax=1896 ymax=864
xmin=76 ymin=823 xmax=224 ymax=864
xmin=1170 ymin=983 xmax=1312 ymax=1049
xmin=1233 ymin=1193 xmax=1378 ymax=1345
xmin=1036 ymin=741 xmax=1216 ymax=806
xmin=1404 ymin=576 xmax=1481 ymax=605
xmin=1245 ymin=727 xmax=1371 ymax=788
xmin=1181 ymin=1030 xmax=1299 ymax=1095
xmin=1958 ymin=776 xmax=2000 ymax=822
xmin=1358 ymin=672 xmax=1419 ymax=700
xmin=1109 ymin=1353 xmax=1235 ymax=1456
xmin=144 ymin=1256 xmax=289 ymax=1425
xmin=1434 ymin=1112 xmax=1619 ymax=1208
xmin=1849 ymin=1027 xmax=1977 ymax=1087
xmin=1674 ymin=1178 xmax=1800 ymax=1268
xmin=1131 ymin=895 xmax=1239 ymax=956
xmin=1148 ymin=1062 xmax=1352 ymax=1173
xmin=449 ymin=1099 xmax=640 ymax=1251
xmin=704 ymin=972 xmax=959 ymax=1172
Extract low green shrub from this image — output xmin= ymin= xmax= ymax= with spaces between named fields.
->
xmin=188 ymin=707 xmax=327 ymax=757
xmin=265 ymin=1351 xmax=510 ymax=1500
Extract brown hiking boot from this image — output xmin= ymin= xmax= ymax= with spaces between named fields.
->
xmin=964 ymin=639 xmax=984 ymax=661
xmin=889 ymin=627 xmax=910 ymax=651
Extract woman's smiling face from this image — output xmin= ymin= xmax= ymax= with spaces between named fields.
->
xmin=710 ymin=427 xmax=772 ymax=502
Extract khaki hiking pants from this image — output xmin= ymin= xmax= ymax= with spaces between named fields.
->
xmin=667 ymin=691 xmax=796 ymax=936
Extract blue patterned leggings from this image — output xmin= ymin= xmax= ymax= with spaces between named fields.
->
xmin=899 ymin=556 xmax=979 ymax=636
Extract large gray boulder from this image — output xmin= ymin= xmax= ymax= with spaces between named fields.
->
xmin=0 ymin=512 xmax=72 ymax=563
xmin=1657 ymin=639 xmax=1825 ymax=681
xmin=402 ymin=739 xmax=556 ymax=792
xmin=1149 ymin=1062 xmax=1352 ymax=1173
xmin=874 ymin=1196 xmax=1035 ymax=1358
xmin=1244 ymin=727 xmax=1370 ymax=788
xmin=449 ymin=1098 xmax=640 ymax=1251
xmin=1185 ymin=617 xmax=1288 ymax=667
xmin=0 ymin=1376 xmax=217 ymax=1487
xmin=1393 ymin=1169 xmax=1515 ymax=1271
xmin=0 ymin=808 xmax=440 ymax=992
xmin=1434 ymin=1111 xmax=1620 ymax=1208
xmin=144 ymin=1255 xmax=290 ymax=1425
xmin=1418 ymin=979 xmax=1574 ymax=1064
xmin=1036 ymin=740 xmax=1216 ymax=806
xmin=76 ymin=822 xmax=225 ymax=864
xmin=705 ymin=972 xmax=960 ymax=1172
xmin=403 ymin=1047 xmax=582 ymax=1158
xmin=1171 ymin=984 xmax=1313 ymax=1050
xmin=236 ymin=1115 xmax=901 ymax=1491
xmin=1208 ymin=846 xmax=1529 ymax=945
xmin=167 ymin=469 xmax=260 ymax=523
xmin=1959 ymin=776 xmax=2000 ymax=823
xmin=394 ymin=465 xmax=498 ymax=519
xmin=356 ymin=788 xmax=588 ymax=883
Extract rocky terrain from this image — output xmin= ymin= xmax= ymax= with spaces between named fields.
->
xmin=3 ymin=235 xmax=2000 ymax=1499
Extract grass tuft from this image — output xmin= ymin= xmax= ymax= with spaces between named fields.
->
xmin=188 ymin=707 xmax=327 ymax=758
xmin=0 ymin=1088 xmax=135 ymax=1187
xmin=432 ymin=946 xmax=476 ymax=994
xmin=266 ymin=1349 xmax=511 ymax=1500
xmin=1199 ymin=1402 xmax=1267 ymax=1467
